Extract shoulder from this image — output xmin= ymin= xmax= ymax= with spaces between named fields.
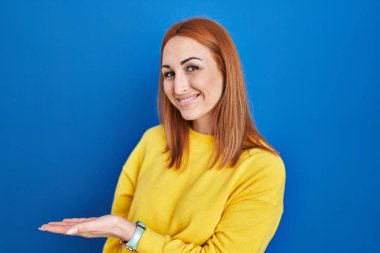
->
xmin=238 ymin=148 xmax=286 ymax=188
xmin=248 ymin=148 xmax=285 ymax=172
xmin=140 ymin=124 xmax=165 ymax=140
xmin=137 ymin=124 xmax=167 ymax=150
xmin=126 ymin=125 xmax=166 ymax=163
xmin=226 ymin=148 xmax=286 ymax=207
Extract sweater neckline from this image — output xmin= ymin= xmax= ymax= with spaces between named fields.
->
xmin=189 ymin=127 xmax=214 ymax=145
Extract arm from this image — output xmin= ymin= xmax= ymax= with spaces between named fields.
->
xmin=136 ymin=154 xmax=286 ymax=253
xmin=102 ymin=132 xmax=148 ymax=253
xmin=39 ymin=141 xmax=285 ymax=253
xmin=38 ymin=131 xmax=148 ymax=251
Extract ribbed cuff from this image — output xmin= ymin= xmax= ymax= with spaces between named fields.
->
xmin=136 ymin=227 xmax=166 ymax=253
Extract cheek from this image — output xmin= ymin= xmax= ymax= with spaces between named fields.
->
xmin=190 ymin=75 xmax=207 ymax=93
xmin=210 ymin=73 xmax=224 ymax=98
xmin=163 ymin=82 xmax=177 ymax=105
xmin=197 ymin=76 xmax=223 ymax=102
xmin=163 ymin=82 xmax=172 ymax=97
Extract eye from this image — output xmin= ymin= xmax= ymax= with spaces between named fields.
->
xmin=186 ymin=65 xmax=199 ymax=72
xmin=163 ymin=71 xmax=175 ymax=79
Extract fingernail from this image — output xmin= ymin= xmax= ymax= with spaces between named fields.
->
xmin=38 ymin=227 xmax=46 ymax=231
xmin=66 ymin=227 xmax=78 ymax=235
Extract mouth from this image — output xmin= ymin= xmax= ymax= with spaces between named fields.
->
xmin=176 ymin=94 xmax=200 ymax=106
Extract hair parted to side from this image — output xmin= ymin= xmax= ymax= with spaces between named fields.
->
xmin=158 ymin=17 xmax=279 ymax=170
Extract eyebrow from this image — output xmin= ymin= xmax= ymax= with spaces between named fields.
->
xmin=161 ymin=57 xmax=202 ymax=69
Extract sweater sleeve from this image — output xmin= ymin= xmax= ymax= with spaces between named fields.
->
xmin=102 ymin=131 xmax=148 ymax=253
xmin=136 ymin=154 xmax=286 ymax=253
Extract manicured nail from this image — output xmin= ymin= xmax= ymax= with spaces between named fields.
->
xmin=66 ymin=227 xmax=78 ymax=235
xmin=38 ymin=227 xmax=46 ymax=231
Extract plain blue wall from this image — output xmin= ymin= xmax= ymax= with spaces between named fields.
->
xmin=1 ymin=0 xmax=379 ymax=252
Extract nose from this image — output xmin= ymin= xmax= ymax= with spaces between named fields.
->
xmin=174 ymin=71 xmax=190 ymax=94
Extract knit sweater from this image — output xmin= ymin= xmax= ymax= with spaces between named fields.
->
xmin=102 ymin=125 xmax=286 ymax=253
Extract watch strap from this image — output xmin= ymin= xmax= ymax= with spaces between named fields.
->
xmin=120 ymin=221 xmax=146 ymax=251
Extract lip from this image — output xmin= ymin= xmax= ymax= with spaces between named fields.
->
xmin=176 ymin=94 xmax=200 ymax=107
xmin=175 ymin=93 xmax=200 ymax=100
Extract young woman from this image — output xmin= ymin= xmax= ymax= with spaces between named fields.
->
xmin=40 ymin=17 xmax=286 ymax=253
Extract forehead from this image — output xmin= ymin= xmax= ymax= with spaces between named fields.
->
xmin=162 ymin=36 xmax=212 ymax=63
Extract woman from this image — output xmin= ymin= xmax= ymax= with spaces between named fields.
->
xmin=40 ymin=17 xmax=286 ymax=253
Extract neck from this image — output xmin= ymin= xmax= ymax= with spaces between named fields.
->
xmin=191 ymin=120 xmax=213 ymax=135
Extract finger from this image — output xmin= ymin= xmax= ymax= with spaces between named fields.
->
xmin=74 ymin=232 xmax=111 ymax=238
xmin=65 ymin=225 xmax=101 ymax=236
xmin=65 ymin=218 xmax=103 ymax=236
xmin=40 ymin=224 xmax=72 ymax=234
xmin=47 ymin=221 xmax=81 ymax=226
xmin=63 ymin=217 xmax=97 ymax=222
xmin=62 ymin=218 xmax=87 ymax=222
xmin=66 ymin=226 xmax=80 ymax=235
xmin=65 ymin=219 xmax=97 ymax=235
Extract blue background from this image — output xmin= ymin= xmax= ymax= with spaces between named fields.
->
xmin=0 ymin=0 xmax=379 ymax=252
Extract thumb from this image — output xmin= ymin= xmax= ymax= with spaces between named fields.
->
xmin=66 ymin=226 xmax=79 ymax=235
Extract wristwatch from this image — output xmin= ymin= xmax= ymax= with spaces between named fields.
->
xmin=119 ymin=220 xmax=146 ymax=251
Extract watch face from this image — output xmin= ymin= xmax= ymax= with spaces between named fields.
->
xmin=137 ymin=221 xmax=146 ymax=229
xmin=120 ymin=240 xmax=133 ymax=251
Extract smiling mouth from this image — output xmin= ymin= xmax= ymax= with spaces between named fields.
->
xmin=176 ymin=94 xmax=200 ymax=105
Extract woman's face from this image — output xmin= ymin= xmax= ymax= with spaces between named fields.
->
xmin=161 ymin=36 xmax=224 ymax=133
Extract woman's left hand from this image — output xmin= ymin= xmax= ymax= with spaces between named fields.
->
xmin=39 ymin=214 xmax=136 ymax=241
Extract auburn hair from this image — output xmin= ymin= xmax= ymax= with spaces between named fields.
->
xmin=158 ymin=17 xmax=279 ymax=169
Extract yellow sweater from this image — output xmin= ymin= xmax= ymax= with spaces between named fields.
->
xmin=103 ymin=125 xmax=286 ymax=253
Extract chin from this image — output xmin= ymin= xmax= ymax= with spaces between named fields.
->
xmin=179 ymin=111 xmax=200 ymax=121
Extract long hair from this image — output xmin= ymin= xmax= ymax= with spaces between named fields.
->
xmin=158 ymin=17 xmax=279 ymax=169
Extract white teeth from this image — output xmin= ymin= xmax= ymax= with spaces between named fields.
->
xmin=178 ymin=94 xmax=198 ymax=103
